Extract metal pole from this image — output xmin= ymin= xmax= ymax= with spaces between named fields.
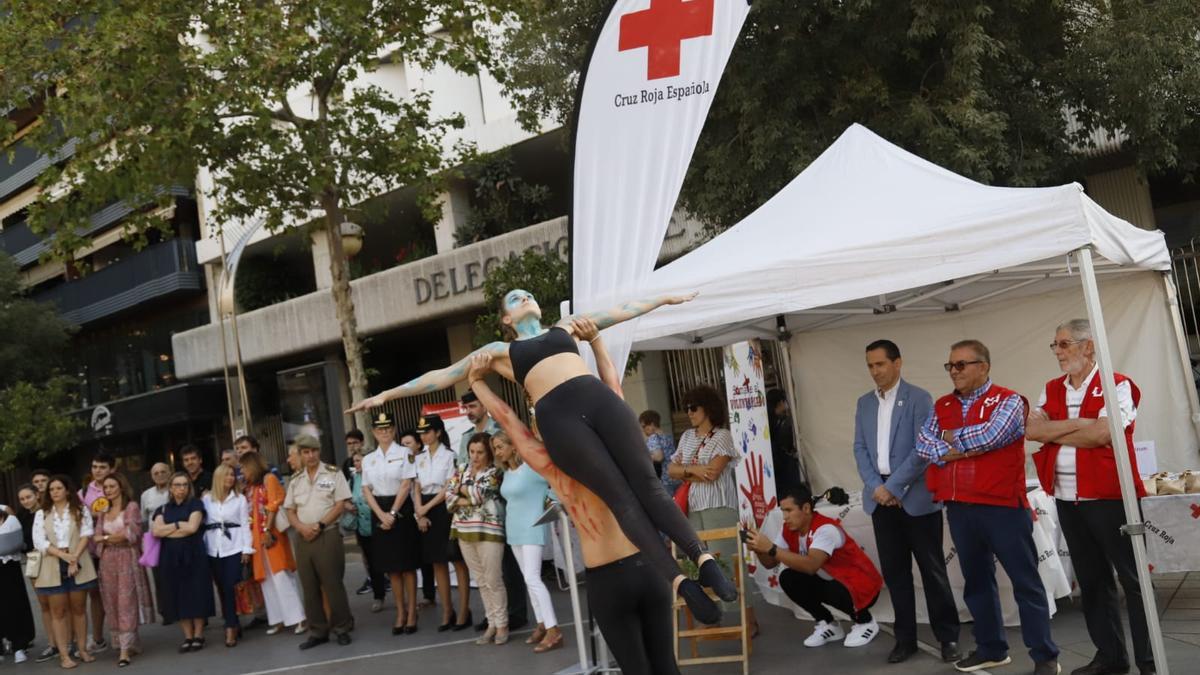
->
xmin=777 ymin=332 xmax=809 ymax=483
xmin=228 ymin=303 xmax=253 ymax=433
xmin=1162 ymin=273 xmax=1200 ymax=436
xmin=560 ymin=510 xmax=591 ymax=672
xmin=217 ymin=229 xmax=253 ymax=437
xmin=1075 ymin=247 xmax=1169 ymax=675
xmin=215 ymin=236 xmax=238 ymax=446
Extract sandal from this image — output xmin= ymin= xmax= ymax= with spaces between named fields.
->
xmin=77 ymin=652 xmax=95 ymax=664
xmin=118 ymin=658 xmax=131 ymax=668
xmin=59 ymin=660 xmax=78 ymax=670
xmin=534 ymin=630 xmax=564 ymax=653
xmin=178 ymin=640 xmax=193 ymax=654
xmin=193 ymin=637 xmax=206 ymax=650
xmin=526 ymin=625 xmax=547 ymax=645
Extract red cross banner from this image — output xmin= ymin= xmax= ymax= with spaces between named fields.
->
xmin=570 ymin=0 xmax=751 ymax=372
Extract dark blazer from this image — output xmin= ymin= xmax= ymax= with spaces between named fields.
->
xmin=852 ymin=378 xmax=937 ymax=516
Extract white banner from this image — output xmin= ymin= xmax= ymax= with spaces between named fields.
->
xmin=721 ymin=339 xmax=779 ymax=597
xmin=571 ymin=0 xmax=751 ymax=372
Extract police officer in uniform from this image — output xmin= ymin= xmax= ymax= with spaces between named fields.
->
xmin=284 ymin=434 xmax=355 ymax=649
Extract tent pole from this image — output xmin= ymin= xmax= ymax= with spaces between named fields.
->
xmin=1075 ymin=247 xmax=1169 ymax=675
xmin=777 ymin=332 xmax=809 ymax=484
xmin=1161 ymin=273 xmax=1200 ymax=437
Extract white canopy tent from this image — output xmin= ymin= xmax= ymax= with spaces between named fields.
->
xmin=621 ymin=124 xmax=1198 ymax=673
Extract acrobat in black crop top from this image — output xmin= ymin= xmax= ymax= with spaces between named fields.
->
xmin=509 ymin=325 xmax=580 ymax=385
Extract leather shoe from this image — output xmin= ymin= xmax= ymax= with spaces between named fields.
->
xmin=336 ymin=633 xmax=352 ymax=646
xmin=941 ymin=641 xmax=962 ymax=663
xmin=1070 ymin=657 xmax=1130 ymax=675
xmin=475 ymin=618 xmax=489 ymax=632
xmin=888 ymin=643 xmax=919 ymax=664
xmin=298 ymin=637 xmax=328 ymax=650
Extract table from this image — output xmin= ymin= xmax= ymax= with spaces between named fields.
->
xmin=752 ymin=484 xmax=1074 ymax=626
xmin=1142 ymin=493 xmax=1200 ymax=573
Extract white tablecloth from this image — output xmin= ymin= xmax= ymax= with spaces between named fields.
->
xmin=1142 ymin=493 xmax=1200 ymax=573
xmin=753 ymin=484 xmax=1074 ymax=626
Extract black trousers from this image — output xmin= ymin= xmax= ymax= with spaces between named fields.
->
xmin=357 ymin=532 xmax=385 ymax=601
xmin=586 ymin=553 xmax=679 ymax=675
xmin=535 ymin=375 xmax=704 ymax=583
xmin=422 ymin=564 xmax=435 ymax=601
xmin=0 ymin=560 xmax=35 ymax=650
xmin=1057 ymin=499 xmax=1152 ymax=668
xmin=871 ymin=505 xmax=960 ymax=645
xmin=779 ymin=568 xmax=877 ymax=624
xmin=209 ymin=554 xmax=242 ymax=630
xmin=501 ymin=544 xmax=527 ymax=624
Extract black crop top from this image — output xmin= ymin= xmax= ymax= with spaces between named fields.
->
xmin=509 ymin=325 xmax=579 ymax=385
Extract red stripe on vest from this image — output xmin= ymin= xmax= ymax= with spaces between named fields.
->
xmin=781 ymin=512 xmax=883 ymax=612
xmin=924 ymin=384 xmax=1029 ymax=507
xmin=1031 ymin=371 xmax=1145 ymax=500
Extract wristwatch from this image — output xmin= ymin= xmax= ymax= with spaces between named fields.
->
xmin=767 ymin=544 xmax=778 ymax=558
xmin=317 ymin=522 xmax=326 ymax=532
xmin=389 ymin=510 xmax=398 ymax=518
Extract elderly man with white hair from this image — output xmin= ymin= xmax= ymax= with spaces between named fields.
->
xmin=1027 ymin=319 xmax=1151 ymax=675
xmin=140 ymin=462 xmax=174 ymax=624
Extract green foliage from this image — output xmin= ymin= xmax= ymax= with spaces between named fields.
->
xmin=0 ymin=0 xmax=524 ymax=258
xmin=455 ymin=150 xmax=554 ymax=246
xmin=235 ymin=257 xmax=307 ymax=312
xmin=0 ymin=255 xmax=81 ymax=469
xmin=473 ymin=249 xmax=568 ymax=347
xmin=499 ymin=0 xmax=1200 ymax=229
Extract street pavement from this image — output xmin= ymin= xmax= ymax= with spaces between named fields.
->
xmin=9 ymin=552 xmax=1200 ymax=674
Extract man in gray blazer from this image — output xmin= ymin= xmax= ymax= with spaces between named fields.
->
xmin=853 ymin=339 xmax=960 ymax=664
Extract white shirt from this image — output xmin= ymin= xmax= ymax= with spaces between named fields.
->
xmin=875 ymin=382 xmax=899 ymax=475
xmin=773 ymin=523 xmax=845 ymax=581
xmin=1036 ymin=364 xmax=1137 ymax=501
xmin=140 ymin=485 xmax=170 ymax=525
xmin=415 ymin=445 xmax=457 ymax=495
xmin=202 ymin=492 xmax=254 ymax=559
xmin=33 ymin=506 xmax=94 ymax=552
xmin=361 ymin=442 xmax=416 ymax=496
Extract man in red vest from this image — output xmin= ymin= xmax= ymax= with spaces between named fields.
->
xmin=1027 ymin=319 xmax=1151 ymax=675
xmin=917 ymin=339 xmax=1059 ymax=675
xmin=745 ymin=484 xmax=883 ymax=650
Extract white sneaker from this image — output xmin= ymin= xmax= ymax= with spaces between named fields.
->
xmin=14 ymin=649 xmax=28 ymax=663
xmin=803 ymin=620 xmax=844 ymax=647
xmin=843 ymin=618 xmax=879 ymax=647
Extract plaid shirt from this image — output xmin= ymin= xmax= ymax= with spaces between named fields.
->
xmin=916 ymin=379 xmax=1025 ymax=465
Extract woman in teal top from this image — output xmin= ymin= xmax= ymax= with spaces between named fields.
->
xmin=494 ymin=430 xmax=562 ymax=653
xmin=343 ymin=451 xmax=379 ymax=607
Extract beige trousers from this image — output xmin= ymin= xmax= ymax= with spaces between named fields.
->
xmin=459 ymin=539 xmax=507 ymax=628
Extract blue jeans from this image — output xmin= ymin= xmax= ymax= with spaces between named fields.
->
xmin=946 ymin=502 xmax=1058 ymax=663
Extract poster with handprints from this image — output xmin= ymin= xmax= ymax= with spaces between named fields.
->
xmin=723 ymin=339 xmax=778 ymax=597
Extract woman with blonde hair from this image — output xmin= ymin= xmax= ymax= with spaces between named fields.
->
xmin=241 ymin=451 xmax=306 ymax=635
xmin=203 ymin=465 xmax=254 ymax=647
xmin=494 ymin=430 xmax=562 ymax=653
xmin=95 ymin=473 xmax=155 ymax=667
xmin=32 ymin=475 xmax=97 ymax=668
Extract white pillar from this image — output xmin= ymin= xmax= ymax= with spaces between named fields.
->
xmin=435 ymin=181 xmax=472 ymax=254
xmin=311 ymin=231 xmax=334 ymax=290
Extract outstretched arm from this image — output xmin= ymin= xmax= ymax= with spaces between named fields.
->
xmin=346 ymin=341 xmax=509 ymax=413
xmin=565 ymin=292 xmax=697 ymax=332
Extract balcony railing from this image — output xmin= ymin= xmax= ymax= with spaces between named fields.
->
xmin=0 ymin=134 xmax=77 ymax=203
xmin=35 ymin=238 xmax=203 ymax=325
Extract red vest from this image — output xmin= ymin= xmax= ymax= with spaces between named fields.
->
xmin=782 ymin=512 xmax=882 ymax=612
xmin=925 ymin=383 xmax=1028 ymax=507
xmin=1031 ymin=371 xmax=1145 ymax=500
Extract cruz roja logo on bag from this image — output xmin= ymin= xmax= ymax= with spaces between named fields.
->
xmin=618 ymin=0 xmax=714 ymax=80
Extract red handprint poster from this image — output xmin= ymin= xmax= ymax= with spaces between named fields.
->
xmin=723 ymin=339 xmax=779 ymax=596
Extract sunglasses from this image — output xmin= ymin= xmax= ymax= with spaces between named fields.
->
xmin=943 ymin=360 xmax=983 ymax=372
xmin=685 ymin=404 xmax=702 ymax=413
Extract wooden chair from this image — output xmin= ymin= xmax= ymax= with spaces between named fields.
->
xmin=672 ymin=526 xmax=751 ymax=675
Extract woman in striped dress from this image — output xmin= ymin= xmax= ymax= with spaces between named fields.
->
xmin=447 ymin=433 xmax=508 ymax=645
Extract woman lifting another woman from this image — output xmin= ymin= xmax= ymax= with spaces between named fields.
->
xmin=348 ymin=290 xmax=735 ymax=624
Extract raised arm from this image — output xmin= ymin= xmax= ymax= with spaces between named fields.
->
xmin=346 ymin=342 xmax=509 ymax=413
xmin=566 ymin=292 xmax=697 ymax=332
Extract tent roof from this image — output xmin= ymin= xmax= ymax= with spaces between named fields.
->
xmin=630 ymin=124 xmax=1170 ymax=350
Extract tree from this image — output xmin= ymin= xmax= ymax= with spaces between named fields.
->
xmin=500 ymin=0 xmax=1200 ymax=230
xmin=0 ymin=0 xmax=522 ymax=432
xmin=0 ymin=255 xmax=81 ymax=470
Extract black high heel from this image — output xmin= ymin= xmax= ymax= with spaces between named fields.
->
xmin=438 ymin=610 xmax=456 ymax=632
xmin=452 ymin=609 xmax=473 ymax=631
xmin=698 ymin=558 xmax=739 ymax=602
xmin=678 ymin=579 xmax=722 ymax=625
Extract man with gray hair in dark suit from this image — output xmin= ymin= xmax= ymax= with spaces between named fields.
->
xmin=853 ymin=339 xmax=960 ymax=664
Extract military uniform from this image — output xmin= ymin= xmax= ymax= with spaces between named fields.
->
xmin=284 ymin=453 xmax=354 ymax=641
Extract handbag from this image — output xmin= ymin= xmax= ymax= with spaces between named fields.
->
xmin=138 ymin=530 xmax=161 ymax=568
xmin=0 ymin=516 xmax=23 ymax=558
xmin=24 ymin=550 xmax=42 ymax=578
xmin=234 ymin=578 xmax=264 ymax=615
xmin=673 ymin=481 xmax=690 ymax=516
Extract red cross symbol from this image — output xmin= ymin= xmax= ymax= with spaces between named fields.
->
xmin=618 ymin=0 xmax=714 ymax=80
xmin=1190 ymin=503 xmax=1200 ymax=519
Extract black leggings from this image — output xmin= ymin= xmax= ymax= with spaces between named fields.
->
xmin=535 ymin=375 xmax=703 ymax=582
xmin=779 ymin=568 xmax=877 ymax=624
xmin=586 ymin=553 xmax=679 ymax=675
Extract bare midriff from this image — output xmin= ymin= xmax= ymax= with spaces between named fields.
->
xmin=518 ymin=352 xmax=593 ymax=406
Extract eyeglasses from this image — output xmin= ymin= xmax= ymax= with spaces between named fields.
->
xmin=170 ymin=482 xmax=189 ymax=488
xmin=1048 ymin=339 xmax=1083 ymax=351
xmin=943 ymin=360 xmax=983 ymax=372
